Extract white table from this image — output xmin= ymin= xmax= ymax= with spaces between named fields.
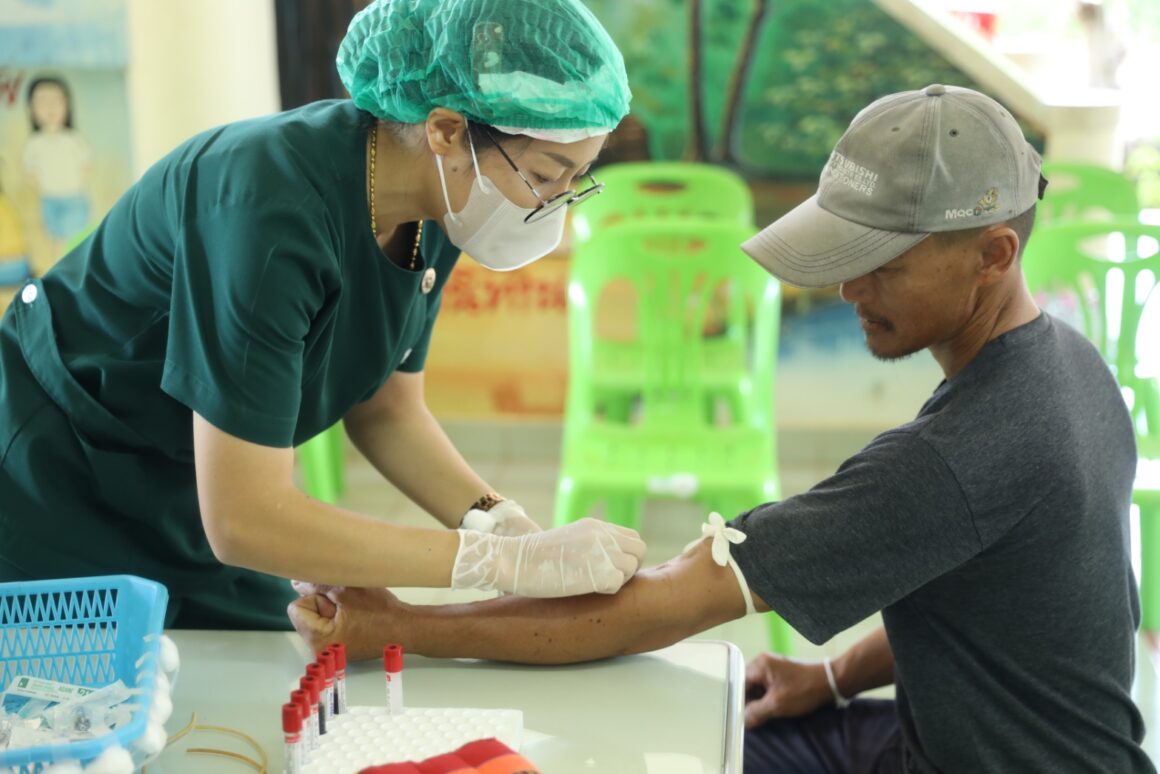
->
xmin=148 ymin=631 xmax=744 ymax=774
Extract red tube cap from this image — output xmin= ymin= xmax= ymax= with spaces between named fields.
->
xmin=317 ymin=650 xmax=336 ymax=680
xmin=282 ymin=702 xmax=302 ymax=733
xmin=383 ymin=643 xmax=404 ymax=673
xmin=330 ymin=643 xmax=347 ymax=670
xmin=300 ymin=675 xmax=321 ymax=704
xmin=291 ymin=689 xmax=312 ymax=718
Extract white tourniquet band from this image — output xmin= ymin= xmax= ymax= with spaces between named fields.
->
xmin=685 ymin=512 xmax=756 ymax=617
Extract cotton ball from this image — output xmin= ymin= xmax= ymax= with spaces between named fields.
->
xmin=42 ymin=763 xmax=84 ymax=774
xmin=83 ymin=746 xmax=134 ymax=774
xmin=158 ymin=635 xmax=180 ymax=678
xmin=148 ymin=688 xmax=173 ymax=725
xmin=132 ymin=721 xmax=168 ymax=758
xmin=152 ymin=670 xmax=171 ymax=698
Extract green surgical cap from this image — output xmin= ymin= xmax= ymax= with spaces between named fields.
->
xmin=336 ymin=0 xmax=631 ymax=141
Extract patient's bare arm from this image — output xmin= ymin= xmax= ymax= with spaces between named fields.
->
xmin=289 ymin=538 xmax=764 ymax=664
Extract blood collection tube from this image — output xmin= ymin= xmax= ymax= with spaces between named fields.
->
xmin=290 ymin=689 xmax=316 ymax=754
xmin=317 ymin=650 xmax=337 ymax=718
xmin=301 ymin=674 xmax=326 ymax=738
xmin=328 ymin=644 xmax=348 ymax=714
xmin=282 ymin=702 xmax=303 ymax=774
xmin=306 ymin=663 xmax=331 ymax=727
xmin=384 ymin=644 xmax=404 ymax=715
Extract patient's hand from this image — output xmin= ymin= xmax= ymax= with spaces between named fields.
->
xmin=288 ymin=581 xmax=409 ymax=662
xmin=744 ymin=652 xmax=834 ymax=728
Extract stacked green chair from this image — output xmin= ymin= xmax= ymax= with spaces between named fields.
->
xmin=573 ymin=162 xmax=758 ymax=422
xmin=1039 ymin=161 xmax=1140 ymax=225
xmin=572 ymin=162 xmax=755 ymax=243
xmin=298 ymin=424 xmax=346 ymax=504
xmin=555 ymin=219 xmax=779 ymax=525
xmin=555 ymin=219 xmax=792 ymax=652
xmin=1022 ymin=219 xmax=1160 ymax=631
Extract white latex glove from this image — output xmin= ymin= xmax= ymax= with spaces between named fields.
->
xmin=451 ymin=518 xmax=647 ymax=597
xmin=460 ymin=498 xmax=542 ymax=536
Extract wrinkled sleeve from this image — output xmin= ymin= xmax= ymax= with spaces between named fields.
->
xmin=161 ymin=198 xmax=336 ymax=447
xmin=729 ymin=430 xmax=981 ymax=644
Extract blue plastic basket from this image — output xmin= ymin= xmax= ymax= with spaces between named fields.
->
xmin=0 ymin=575 xmax=168 ymax=772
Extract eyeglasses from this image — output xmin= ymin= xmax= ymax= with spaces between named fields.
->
xmin=480 ymin=128 xmax=604 ymax=224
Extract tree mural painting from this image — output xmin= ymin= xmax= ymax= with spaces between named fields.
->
xmin=717 ymin=0 xmax=770 ymax=164
xmin=585 ymin=0 xmax=1029 ymax=179
xmin=688 ymin=0 xmax=708 ymax=161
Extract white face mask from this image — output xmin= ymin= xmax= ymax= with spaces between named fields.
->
xmin=434 ymin=138 xmax=567 ymax=272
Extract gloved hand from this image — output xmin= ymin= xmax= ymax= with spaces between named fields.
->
xmin=451 ymin=518 xmax=647 ymax=597
xmin=459 ymin=498 xmax=541 ymax=537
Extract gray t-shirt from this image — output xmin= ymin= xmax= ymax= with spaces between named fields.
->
xmin=731 ymin=313 xmax=1153 ymax=772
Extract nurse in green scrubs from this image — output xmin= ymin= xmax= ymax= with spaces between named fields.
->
xmin=0 ymin=0 xmax=646 ymax=628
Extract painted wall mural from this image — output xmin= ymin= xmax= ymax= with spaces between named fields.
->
xmin=585 ymin=0 xmax=1037 ymax=175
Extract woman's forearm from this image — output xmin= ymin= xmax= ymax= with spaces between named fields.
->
xmin=205 ymin=478 xmax=462 ymax=587
xmin=345 ymin=374 xmax=495 ymax=528
xmin=195 ymin=413 xmax=460 ymax=588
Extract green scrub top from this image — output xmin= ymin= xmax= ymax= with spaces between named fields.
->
xmin=0 ymin=100 xmax=461 ymax=628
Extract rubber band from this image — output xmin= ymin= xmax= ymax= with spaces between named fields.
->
xmin=194 ymin=723 xmax=269 ymax=772
xmin=146 ymin=713 xmax=271 ymax=772
xmin=164 ymin=712 xmax=198 ymax=746
xmin=185 ymin=747 xmax=265 ymax=772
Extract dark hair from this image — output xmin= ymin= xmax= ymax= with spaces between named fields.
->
xmin=465 ymin=120 xmax=532 ymax=158
xmin=933 ymin=203 xmax=1038 ymax=258
xmin=363 ymin=110 xmax=532 ymax=155
xmin=27 ymin=75 xmax=74 ymax=132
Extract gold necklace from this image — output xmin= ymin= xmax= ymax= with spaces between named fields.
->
xmin=369 ymin=124 xmax=423 ymax=270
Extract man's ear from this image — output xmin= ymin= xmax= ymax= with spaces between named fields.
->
xmin=425 ymin=107 xmax=468 ymax=158
xmin=977 ymin=225 xmax=1020 ymax=287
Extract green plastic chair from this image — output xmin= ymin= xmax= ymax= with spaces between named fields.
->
xmin=572 ymin=162 xmax=758 ymax=422
xmin=573 ymin=161 xmax=755 ymax=243
xmin=555 ymin=219 xmax=792 ymax=652
xmin=1039 ymin=161 xmax=1140 ymax=225
xmin=1023 ymin=219 xmax=1160 ymax=631
xmin=297 ymin=424 xmax=346 ymax=504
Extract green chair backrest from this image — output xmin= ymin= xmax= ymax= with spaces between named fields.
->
xmin=1023 ymin=219 xmax=1160 ymax=441
xmin=1039 ymin=161 xmax=1139 ymax=225
xmin=565 ymin=219 xmax=778 ymax=430
xmin=573 ymin=162 xmax=754 ymax=242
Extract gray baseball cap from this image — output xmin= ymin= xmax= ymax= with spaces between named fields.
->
xmin=742 ymin=84 xmax=1043 ymax=288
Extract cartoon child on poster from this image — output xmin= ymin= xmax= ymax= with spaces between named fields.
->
xmin=22 ymin=74 xmax=91 ymax=260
